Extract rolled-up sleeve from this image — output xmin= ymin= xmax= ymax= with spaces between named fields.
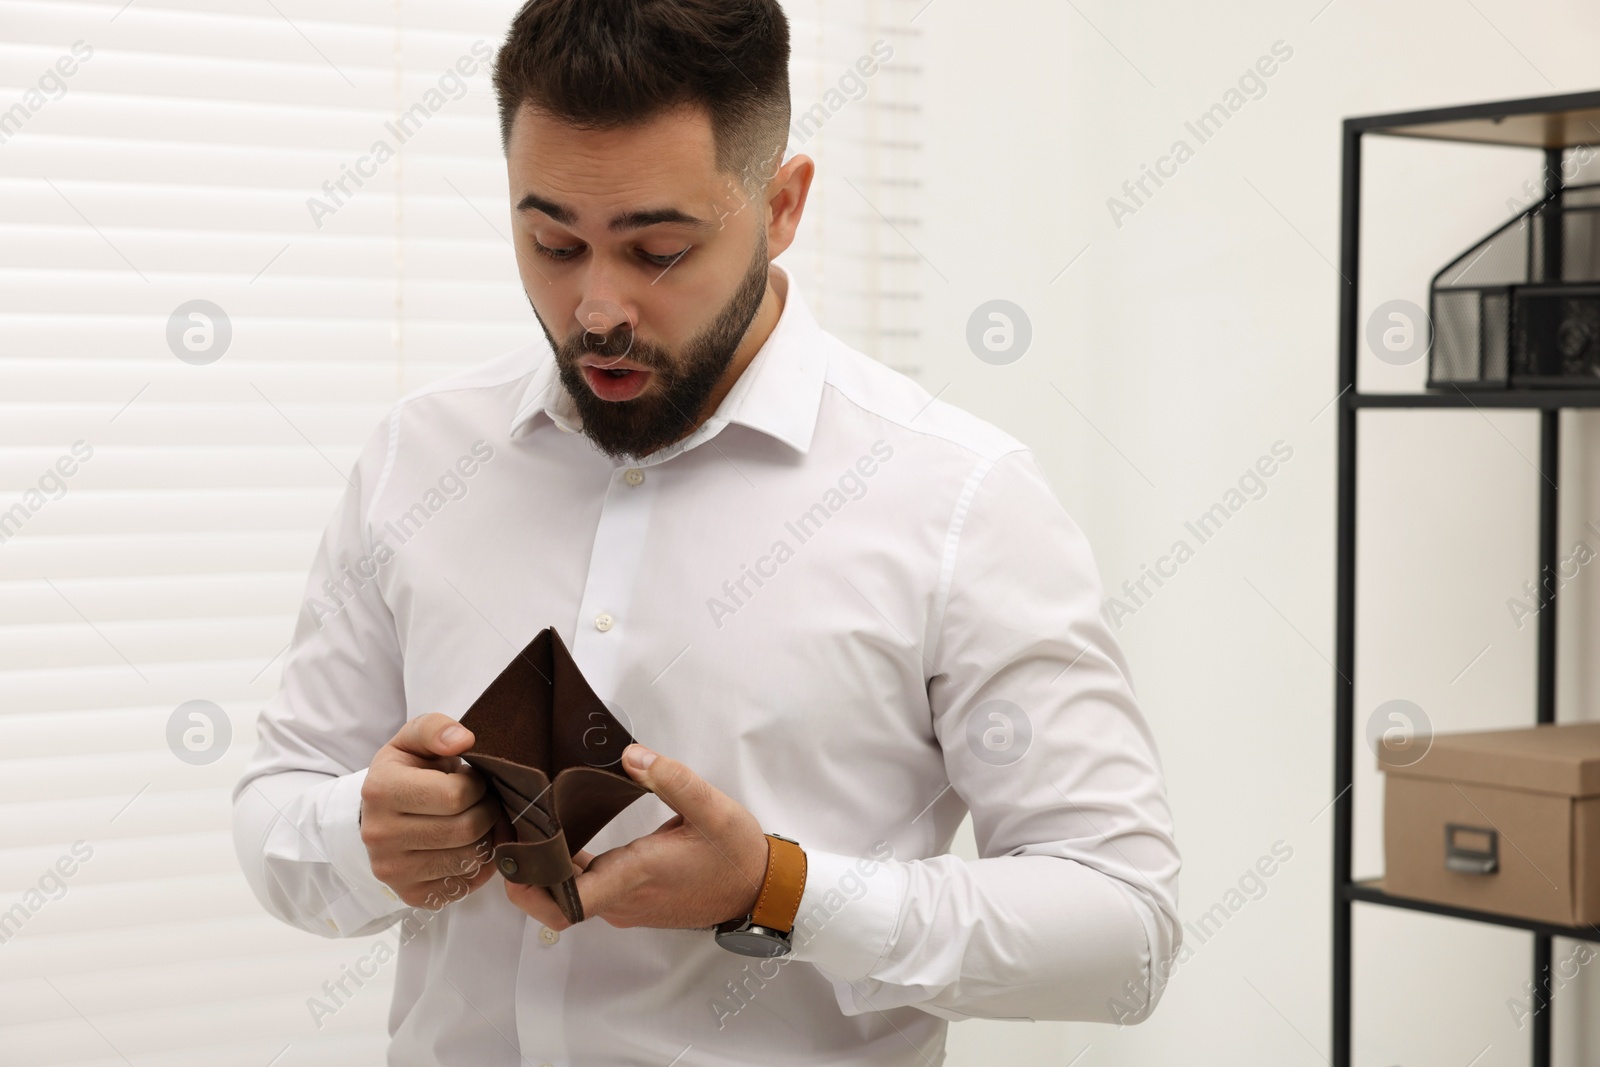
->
xmin=789 ymin=447 xmax=1182 ymax=1025
xmin=231 ymin=412 xmax=412 ymax=939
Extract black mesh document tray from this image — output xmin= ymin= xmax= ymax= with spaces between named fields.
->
xmin=1429 ymin=181 xmax=1600 ymax=389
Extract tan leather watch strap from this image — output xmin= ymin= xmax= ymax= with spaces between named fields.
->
xmin=749 ymin=833 xmax=806 ymax=934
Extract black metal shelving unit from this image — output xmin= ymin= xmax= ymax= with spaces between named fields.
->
xmin=1334 ymin=90 xmax=1600 ymax=1067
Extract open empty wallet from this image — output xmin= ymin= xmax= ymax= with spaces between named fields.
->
xmin=456 ymin=625 xmax=649 ymax=924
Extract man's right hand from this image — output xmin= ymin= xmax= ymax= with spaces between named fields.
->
xmin=359 ymin=712 xmax=508 ymax=909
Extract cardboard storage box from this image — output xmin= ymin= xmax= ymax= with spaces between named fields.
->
xmin=1380 ymin=722 xmax=1600 ymax=927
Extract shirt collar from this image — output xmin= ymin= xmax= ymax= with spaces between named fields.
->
xmin=508 ymin=263 xmax=826 ymax=463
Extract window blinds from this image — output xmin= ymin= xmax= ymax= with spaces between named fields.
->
xmin=0 ymin=1 xmax=924 ymax=1063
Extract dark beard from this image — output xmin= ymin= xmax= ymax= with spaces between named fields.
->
xmin=535 ymin=235 xmax=771 ymax=463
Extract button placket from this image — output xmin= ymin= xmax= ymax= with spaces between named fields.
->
xmin=515 ymin=908 xmax=571 ymax=1065
xmin=517 ymin=466 xmax=655 ymax=1067
xmin=567 ymin=464 xmax=660 ymax=698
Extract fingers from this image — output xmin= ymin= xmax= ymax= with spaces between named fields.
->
xmin=622 ymin=744 xmax=722 ymax=827
xmin=416 ymin=839 xmax=499 ymax=882
xmin=366 ymin=759 xmax=487 ymax=817
xmin=503 ymin=879 xmax=575 ymax=930
xmin=383 ymin=712 xmax=475 ymax=764
xmin=564 ymin=842 xmax=645 ymax=921
xmin=500 ymin=846 xmax=628 ymax=928
xmin=371 ymin=837 xmax=498 ymax=888
xmin=359 ymin=717 xmax=504 ymax=910
xmin=368 ymin=795 xmax=500 ymax=851
xmin=408 ymin=857 xmax=499 ymax=911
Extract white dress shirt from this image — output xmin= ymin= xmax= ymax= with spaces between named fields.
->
xmin=232 ymin=262 xmax=1182 ymax=1066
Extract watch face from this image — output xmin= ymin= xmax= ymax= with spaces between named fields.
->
xmin=715 ymin=928 xmax=792 ymax=958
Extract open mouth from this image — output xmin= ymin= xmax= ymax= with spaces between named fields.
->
xmin=581 ymin=363 xmax=652 ymax=401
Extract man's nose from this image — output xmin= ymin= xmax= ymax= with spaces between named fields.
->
xmin=576 ymin=298 xmax=635 ymax=347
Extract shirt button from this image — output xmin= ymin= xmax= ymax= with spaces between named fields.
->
xmin=539 ymin=926 xmax=560 ymax=946
xmin=624 ymin=467 xmax=644 ymax=486
xmin=594 ymin=613 xmax=613 ymax=632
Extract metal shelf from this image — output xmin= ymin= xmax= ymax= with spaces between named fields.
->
xmin=1348 ymin=881 xmax=1600 ymax=944
xmin=1349 ymin=88 xmax=1600 ymax=148
xmin=1332 ymin=88 xmax=1600 ymax=1067
xmin=1354 ymin=390 xmax=1600 ymax=409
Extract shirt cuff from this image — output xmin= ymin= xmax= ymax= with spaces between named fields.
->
xmin=785 ymin=847 xmax=906 ymax=981
xmin=319 ymin=767 xmax=407 ymax=932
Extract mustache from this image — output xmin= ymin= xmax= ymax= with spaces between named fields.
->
xmin=572 ymin=317 xmax=642 ymax=358
xmin=577 ymin=323 xmax=633 ymax=356
xmin=560 ymin=327 xmax=663 ymax=371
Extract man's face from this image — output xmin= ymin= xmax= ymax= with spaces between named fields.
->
xmin=506 ymin=102 xmax=778 ymax=461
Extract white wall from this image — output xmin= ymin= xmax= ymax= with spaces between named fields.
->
xmin=911 ymin=1 xmax=1600 ymax=1064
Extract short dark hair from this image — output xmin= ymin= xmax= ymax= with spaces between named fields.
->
xmin=493 ymin=0 xmax=791 ymax=194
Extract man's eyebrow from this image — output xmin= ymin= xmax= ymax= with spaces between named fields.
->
xmin=608 ymin=206 xmax=717 ymax=232
xmin=514 ymin=192 xmax=716 ymax=232
xmin=515 ymin=192 xmax=577 ymax=225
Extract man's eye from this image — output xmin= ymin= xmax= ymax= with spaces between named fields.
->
xmin=532 ymin=241 xmax=580 ymax=262
xmin=641 ymin=248 xmax=689 ymax=268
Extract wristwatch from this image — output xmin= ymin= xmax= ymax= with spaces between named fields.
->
xmin=714 ymin=833 xmax=806 ymax=958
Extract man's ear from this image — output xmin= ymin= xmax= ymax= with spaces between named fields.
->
xmin=764 ymin=154 xmax=814 ymax=260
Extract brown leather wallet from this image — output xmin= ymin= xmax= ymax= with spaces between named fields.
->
xmin=457 ymin=625 xmax=648 ymax=924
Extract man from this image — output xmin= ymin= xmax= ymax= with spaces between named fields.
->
xmin=232 ymin=1 xmax=1181 ymax=1063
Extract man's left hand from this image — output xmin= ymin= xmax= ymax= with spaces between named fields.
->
xmin=502 ymin=744 xmax=770 ymax=932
